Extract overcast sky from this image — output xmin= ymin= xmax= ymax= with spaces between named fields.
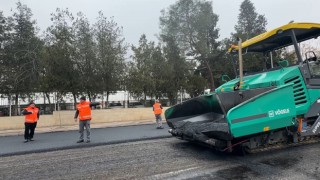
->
xmin=1 ymin=0 xmax=320 ymax=46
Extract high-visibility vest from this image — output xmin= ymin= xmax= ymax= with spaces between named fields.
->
xmin=77 ymin=101 xmax=92 ymax=121
xmin=153 ymin=103 xmax=162 ymax=115
xmin=24 ymin=106 xmax=39 ymax=123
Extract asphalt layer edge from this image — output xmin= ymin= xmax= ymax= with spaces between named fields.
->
xmin=0 ymin=135 xmax=173 ymax=157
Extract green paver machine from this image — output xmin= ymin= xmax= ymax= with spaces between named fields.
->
xmin=165 ymin=23 xmax=320 ymax=153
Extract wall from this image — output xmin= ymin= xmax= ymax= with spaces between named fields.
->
xmin=0 ymin=108 xmax=169 ymax=130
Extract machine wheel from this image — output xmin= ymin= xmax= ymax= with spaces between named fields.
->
xmin=233 ymin=145 xmax=250 ymax=156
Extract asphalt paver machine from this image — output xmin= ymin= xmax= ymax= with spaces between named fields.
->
xmin=165 ymin=23 xmax=320 ymax=153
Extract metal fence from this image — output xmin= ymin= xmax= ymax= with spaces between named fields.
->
xmin=0 ymin=99 xmax=181 ymax=117
xmin=0 ymin=101 xmax=145 ymax=117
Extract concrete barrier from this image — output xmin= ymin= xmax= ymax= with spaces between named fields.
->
xmin=0 ymin=108 xmax=169 ymax=130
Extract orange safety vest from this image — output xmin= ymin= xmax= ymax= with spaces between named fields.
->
xmin=24 ymin=106 xmax=39 ymax=123
xmin=153 ymin=103 xmax=162 ymax=115
xmin=77 ymin=101 xmax=92 ymax=121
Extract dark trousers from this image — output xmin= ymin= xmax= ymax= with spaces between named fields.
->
xmin=24 ymin=122 xmax=37 ymax=140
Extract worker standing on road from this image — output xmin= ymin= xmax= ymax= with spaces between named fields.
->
xmin=22 ymin=101 xmax=40 ymax=143
xmin=74 ymin=96 xmax=99 ymax=143
xmin=153 ymin=99 xmax=164 ymax=129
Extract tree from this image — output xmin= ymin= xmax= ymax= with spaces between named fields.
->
xmin=161 ymin=35 xmax=189 ymax=104
xmin=73 ymin=12 xmax=99 ymax=101
xmin=185 ymin=74 xmax=207 ymax=98
xmin=150 ymin=44 xmax=167 ymax=99
xmin=128 ymin=34 xmax=176 ymax=105
xmin=0 ymin=11 xmax=13 ymax=94
xmin=160 ymin=0 xmax=220 ymax=90
xmin=94 ymin=12 xmax=127 ymax=103
xmin=44 ymin=8 xmax=79 ymax=107
xmin=1 ymin=2 xmax=43 ymax=115
xmin=128 ymin=34 xmax=156 ymax=105
xmin=233 ymin=0 xmax=267 ymax=40
xmin=231 ymin=0 xmax=268 ymax=73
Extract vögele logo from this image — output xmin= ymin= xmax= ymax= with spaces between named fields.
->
xmin=268 ymin=110 xmax=274 ymax=117
xmin=269 ymin=108 xmax=290 ymax=117
xmin=275 ymin=108 xmax=290 ymax=115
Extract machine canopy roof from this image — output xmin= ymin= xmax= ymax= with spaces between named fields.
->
xmin=228 ymin=22 xmax=320 ymax=53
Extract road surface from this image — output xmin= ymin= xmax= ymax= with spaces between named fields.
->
xmin=0 ymin=124 xmax=170 ymax=156
xmin=1 ymin=137 xmax=320 ymax=179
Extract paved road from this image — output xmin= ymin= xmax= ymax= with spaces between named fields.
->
xmin=1 ymin=138 xmax=320 ymax=180
xmin=0 ymin=124 xmax=170 ymax=156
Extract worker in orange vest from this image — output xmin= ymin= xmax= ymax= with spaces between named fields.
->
xmin=74 ymin=96 xmax=99 ymax=143
xmin=153 ymin=99 xmax=164 ymax=129
xmin=22 ymin=101 xmax=40 ymax=143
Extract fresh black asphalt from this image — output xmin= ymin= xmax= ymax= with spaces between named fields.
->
xmin=0 ymin=123 xmax=171 ymax=157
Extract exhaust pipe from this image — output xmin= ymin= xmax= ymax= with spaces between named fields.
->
xmin=238 ymin=37 xmax=243 ymax=84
